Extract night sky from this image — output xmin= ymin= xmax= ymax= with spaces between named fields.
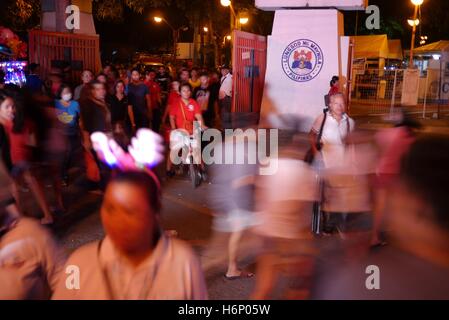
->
xmin=94 ymin=0 xmax=449 ymax=59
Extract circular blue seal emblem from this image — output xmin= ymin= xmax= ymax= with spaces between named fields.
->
xmin=281 ymin=39 xmax=324 ymax=82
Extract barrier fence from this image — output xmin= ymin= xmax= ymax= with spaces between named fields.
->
xmin=28 ymin=29 xmax=101 ymax=84
xmin=349 ymin=68 xmax=449 ymax=119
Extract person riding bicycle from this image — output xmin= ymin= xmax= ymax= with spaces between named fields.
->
xmin=167 ymin=83 xmax=207 ymax=177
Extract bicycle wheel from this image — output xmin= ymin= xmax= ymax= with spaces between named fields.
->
xmin=189 ymin=159 xmax=201 ymax=188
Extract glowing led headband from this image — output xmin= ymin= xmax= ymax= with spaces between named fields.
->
xmin=91 ymin=129 xmax=165 ymax=188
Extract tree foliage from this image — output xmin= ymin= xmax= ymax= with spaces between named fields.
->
xmin=0 ymin=0 xmax=41 ymax=32
xmin=2 ymin=0 xmax=273 ymax=36
xmin=93 ymin=0 xmax=170 ymax=22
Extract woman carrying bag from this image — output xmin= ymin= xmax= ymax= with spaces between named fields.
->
xmin=167 ymin=83 xmax=207 ymax=177
xmin=307 ymin=93 xmax=355 ymax=235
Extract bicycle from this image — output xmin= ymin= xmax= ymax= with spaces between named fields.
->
xmin=169 ymin=128 xmax=204 ymax=188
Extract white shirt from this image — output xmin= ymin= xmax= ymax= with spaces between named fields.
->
xmin=219 ymin=73 xmax=233 ymax=99
xmin=210 ymin=136 xmax=260 ymax=233
xmin=312 ymin=113 xmax=355 ymax=169
xmin=312 ymin=114 xmax=375 ymax=213
xmin=254 ymin=158 xmax=319 ymax=239
xmin=52 ymin=235 xmax=208 ymax=300
xmin=0 ymin=217 xmax=65 ymax=300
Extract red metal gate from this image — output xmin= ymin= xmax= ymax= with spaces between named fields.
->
xmin=28 ymin=29 xmax=101 ymax=83
xmin=232 ymin=30 xmax=267 ymax=113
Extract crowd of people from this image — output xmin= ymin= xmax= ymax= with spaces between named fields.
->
xmin=1 ymin=61 xmax=449 ymax=300
xmin=0 ymin=61 xmax=234 ymax=299
xmin=0 ymin=62 xmax=234 ymax=220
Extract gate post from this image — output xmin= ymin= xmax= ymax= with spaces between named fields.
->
xmin=390 ymin=69 xmax=398 ymax=117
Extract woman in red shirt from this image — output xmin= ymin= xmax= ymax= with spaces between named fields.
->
xmin=0 ymin=90 xmax=54 ymax=224
xmin=169 ymin=83 xmax=206 ymax=135
xmin=328 ymin=76 xmax=340 ymax=97
xmin=166 ymin=83 xmax=207 ymax=176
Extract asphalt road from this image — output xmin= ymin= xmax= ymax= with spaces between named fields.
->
xmin=17 ymin=117 xmax=449 ymax=300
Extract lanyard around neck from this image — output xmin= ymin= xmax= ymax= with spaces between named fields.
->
xmin=96 ymin=238 xmax=163 ymax=300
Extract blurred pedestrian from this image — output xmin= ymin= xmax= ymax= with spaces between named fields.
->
xmin=207 ymin=114 xmax=260 ymax=280
xmin=45 ymin=69 xmax=63 ymax=99
xmin=189 ymin=68 xmax=201 ymax=90
xmin=54 ymin=84 xmax=82 ymax=186
xmin=107 ymin=80 xmax=134 ymax=146
xmin=162 ymin=80 xmax=180 ymax=126
xmin=96 ymin=73 xmax=108 ymax=86
xmin=128 ymin=69 xmax=152 ymax=130
xmin=0 ymin=90 xmax=55 ymax=224
xmin=103 ymin=65 xmax=117 ymax=95
xmin=313 ymin=136 xmax=449 ymax=299
xmin=79 ymin=80 xmax=112 ymax=190
xmin=309 ymin=93 xmax=354 ymax=169
xmin=52 ymin=171 xmax=208 ymax=300
xmin=193 ymin=73 xmax=212 ymax=127
xmin=178 ymin=68 xmax=190 ymax=83
xmin=309 ymin=93 xmax=356 ymax=235
xmin=251 ymin=121 xmax=319 ymax=299
xmin=144 ymin=70 xmax=162 ymax=132
xmin=371 ymin=114 xmax=419 ymax=247
xmin=167 ymin=83 xmax=206 ymax=177
xmin=0 ymin=157 xmax=65 ymax=299
xmin=218 ymin=65 xmax=232 ymax=129
xmin=208 ymin=70 xmax=221 ymax=128
xmin=328 ymin=76 xmax=340 ymax=96
xmin=74 ymin=70 xmax=94 ymax=101
xmin=118 ymin=68 xmax=130 ymax=92
xmin=155 ymin=65 xmax=172 ymax=95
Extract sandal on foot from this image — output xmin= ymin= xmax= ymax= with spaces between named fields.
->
xmin=224 ymin=270 xmax=254 ymax=280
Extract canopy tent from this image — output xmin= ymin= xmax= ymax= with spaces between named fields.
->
xmin=387 ymin=40 xmax=403 ymax=60
xmin=413 ymin=40 xmax=449 ymax=54
xmin=352 ymin=35 xmax=389 ymax=59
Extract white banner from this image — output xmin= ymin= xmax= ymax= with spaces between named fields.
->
xmin=260 ymin=9 xmax=346 ymax=131
xmin=401 ymin=69 xmax=420 ymax=106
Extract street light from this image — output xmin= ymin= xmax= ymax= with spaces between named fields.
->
xmin=200 ymin=26 xmax=209 ymax=66
xmin=411 ymin=0 xmax=424 ymax=5
xmin=223 ymin=35 xmax=231 ymax=45
xmin=409 ymin=0 xmax=424 ymax=68
xmin=420 ymin=35 xmax=428 ymax=45
xmin=220 ymin=0 xmax=237 ymax=30
xmin=220 ymin=0 xmax=250 ymax=30
xmin=153 ymin=16 xmax=188 ymax=62
xmin=239 ymin=17 xmax=249 ymax=25
xmin=220 ymin=0 xmax=231 ymax=7
xmin=407 ymin=19 xmax=420 ymax=27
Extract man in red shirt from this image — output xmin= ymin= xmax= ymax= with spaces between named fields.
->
xmin=145 ymin=70 xmax=162 ymax=132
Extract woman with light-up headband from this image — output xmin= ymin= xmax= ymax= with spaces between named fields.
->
xmin=52 ymin=129 xmax=207 ymax=300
